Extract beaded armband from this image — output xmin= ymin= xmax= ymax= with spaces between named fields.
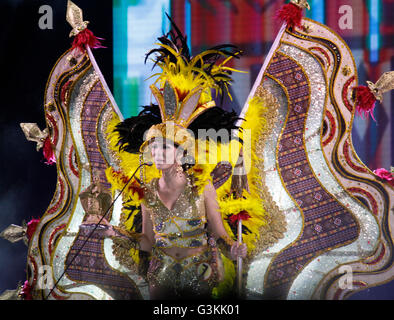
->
xmin=216 ymin=234 xmax=235 ymax=260
xmin=111 ymin=226 xmax=141 ymax=250
xmin=222 ymin=234 xmax=235 ymax=246
xmin=110 ymin=226 xmax=143 ymax=275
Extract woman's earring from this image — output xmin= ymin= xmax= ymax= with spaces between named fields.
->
xmin=180 ymin=155 xmax=195 ymax=171
xmin=139 ymin=153 xmax=146 ymax=184
xmin=176 ymin=163 xmax=183 ymax=176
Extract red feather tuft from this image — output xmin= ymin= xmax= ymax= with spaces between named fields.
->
xmin=373 ymin=168 xmax=393 ymax=181
xmin=276 ymin=3 xmax=303 ymax=28
xmin=354 ymin=85 xmax=377 ymax=121
xmin=111 ymin=170 xmax=145 ymax=199
xmin=71 ymin=28 xmax=105 ymax=53
xmin=26 ymin=218 xmax=40 ymax=240
xmin=128 ymin=180 xmax=145 ymax=200
xmin=43 ymin=137 xmax=56 ymax=165
xmin=20 ymin=281 xmax=33 ymax=300
xmin=228 ymin=210 xmax=251 ymax=226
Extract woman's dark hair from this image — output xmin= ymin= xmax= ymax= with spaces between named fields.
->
xmin=115 ymin=104 xmax=242 ymax=155
xmin=114 ymin=104 xmax=161 ymax=154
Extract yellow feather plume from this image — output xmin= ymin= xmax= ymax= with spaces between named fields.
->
xmin=150 ymin=43 xmax=244 ymax=104
xmin=214 ymin=95 xmax=271 ymax=253
xmin=212 ymin=254 xmax=235 ymax=299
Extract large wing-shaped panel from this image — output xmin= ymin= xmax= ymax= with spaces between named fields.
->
xmin=243 ymin=18 xmax=392 ymax=300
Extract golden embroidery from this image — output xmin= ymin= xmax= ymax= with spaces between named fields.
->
xmin=342 ymin=66 xmax=352 ymax=77
xmin=147 ymin=246 xmax=219 ymax=297
xmin=247 ymin=86 xmax=287 ymax=259
xmin=145 ymin=178 xmax=208 ymax=248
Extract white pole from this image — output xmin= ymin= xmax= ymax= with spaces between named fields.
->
xmin=235 ymin=23 xmax=287 ymax=128
xmin=237 ymin=219 xmax=243 ymax=296
xmin=87 ymin=46 xmax=124 ymax=121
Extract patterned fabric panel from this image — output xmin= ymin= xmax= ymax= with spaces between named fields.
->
xmin=81 ymin=81 xmax=111 ymax=189
xmin=66 ymin=225 xmax=142 ymax=300
xmin=262 ymin=52 xmax=359 ymax=299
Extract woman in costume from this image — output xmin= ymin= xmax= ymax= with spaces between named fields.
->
xmin=95 ymin=21 xmax=248 ymax=299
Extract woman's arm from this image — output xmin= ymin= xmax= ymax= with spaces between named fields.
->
xmin=140 ymin=203 xmax=155 ymax=252
xmin=204 ymin=182 xmax=234 ymax=245
xmin=83 ymin=206 xmax=155 ymax=252
xmin=204 ymin=182 xmax=247 ymax=259
xmin=112 ymin=204 xmax=155 ymax=252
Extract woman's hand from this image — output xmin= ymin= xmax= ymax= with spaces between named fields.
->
xmin=103 ymin=226 xmax=117 ymax=237
xmin=230 ymin=242 xmax=247 ymax=260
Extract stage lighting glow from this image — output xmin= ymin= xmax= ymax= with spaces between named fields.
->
xmin=368 ymin=0 xmax=381 ymax=63
xmin=113 ymin=0 xmax=171 ymax=118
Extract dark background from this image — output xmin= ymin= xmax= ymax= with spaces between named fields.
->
xmin=0 ymin=0 xmax=392 ymax=300
xmin=0 ymin=0 xmax=113 ymax=295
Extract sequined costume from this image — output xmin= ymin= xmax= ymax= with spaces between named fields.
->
xmin=147 ymin=246 xmax=220 ymax=298
xmin=144 ymin=179 xmax=208 ymax=249
xmin=6 ymin=0 xmax=394 ymax=302
xmin=143 ymin=178 xmax=222 ymax=297
xmin=104 ymin=15 xmax=271 ymax=299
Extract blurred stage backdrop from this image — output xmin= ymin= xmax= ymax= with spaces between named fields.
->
xmin=0 ymin=0 xmax=392 ymax=299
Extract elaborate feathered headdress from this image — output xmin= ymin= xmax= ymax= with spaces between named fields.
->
xmin=115 ymin=15 xmax=243 ymax=155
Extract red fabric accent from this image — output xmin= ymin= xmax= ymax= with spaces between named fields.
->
xmin=354 ymin=85 xmax=377 ymax=121
xmin=71 ymin=28 xmax=105 ymax=53
xmin=26 ymin=218 xmax=40 ymax=240
xmin=60 ymin=80 xmax=72 ymax=104
xmin=20 ymin=281 xmax=33 ymax=300
xmin=43 ymin=137 xmax=56 ymax=165
xmin=228 ymin=210 xmax=251 ymax=226
xmin=276 ymin=3 xmax=303 ymax=28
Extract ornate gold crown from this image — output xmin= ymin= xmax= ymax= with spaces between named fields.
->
xmin=140 ymin=80 xmax=216 ymax=152
xmin=138 ymin=16 xmax=243 ymax=152
xmin=150 ymin=81 xmax=216 ymax=128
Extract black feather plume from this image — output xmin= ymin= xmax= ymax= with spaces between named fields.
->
xmin=145 ymin=13 xmax=243 ymax=104
xmin=114 ymin=104 xmax=162 ymax=153
xmin=187 ymin=107 xmax=243 ymax=144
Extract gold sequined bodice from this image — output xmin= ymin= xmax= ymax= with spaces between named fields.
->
xmin=143 ymin=178 xmax=208 ymax=248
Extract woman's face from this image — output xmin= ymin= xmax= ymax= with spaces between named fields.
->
xmin=150 ymin=139 xmax=179 ymax=170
